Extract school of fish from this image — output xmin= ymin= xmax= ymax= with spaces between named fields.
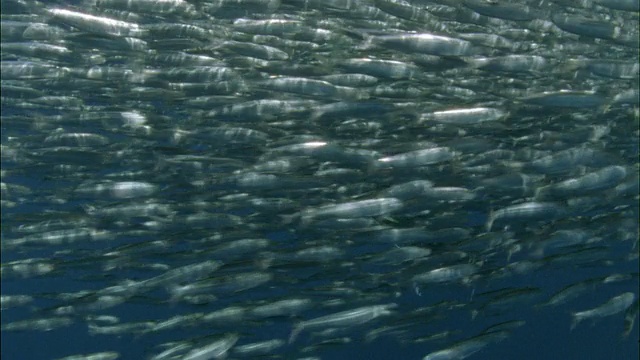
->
xmin=1 ymin=0 xmax=638 ymax=359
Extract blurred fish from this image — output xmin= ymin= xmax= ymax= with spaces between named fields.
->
xmin=571 ymin=292 xmax=636 ymax=330
xmin=1 ymin=0 xmax=637 ymax=359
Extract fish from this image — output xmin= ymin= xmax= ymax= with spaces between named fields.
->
xmin=289 ymin=303 xmax=397 ymax=343
xmin=423 ymin=330 xmax=510 ymax=360
xmin=364 ymin=33 xmax=476 ymax=56
xmin=486 ymin=202 xmax=568 ymax=231
xmin=1 ymin=0 xmax=637 ymax=359
xmin=571 ymin=292 xmax=637 ymax=330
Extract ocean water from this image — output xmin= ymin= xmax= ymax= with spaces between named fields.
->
xmin=1 ymin=0 xmax=639 ymax=359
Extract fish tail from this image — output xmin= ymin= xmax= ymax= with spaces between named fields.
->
xmin=570 ymin=312 xmax=584 ymax=331
xmin=559 ymin=58 xmax=585 ymax=73
xmin=337 ymin=26 xmax=371 ymax=42
xmin=533 ymin=185 xmax=542 ymax=200
xmin=208 ymin=38 xmax=226 ymax=49
xmin=309 ymin=108 xmax=324 ymax=121
xmin=533 ymin=185 xmax=551 ymax=201
xmin=288 ymin=325 xmax=303 ymax=344
xmin=82 ymin=204 xmax=97 ymax=215
xmin=486 ymin=209 xmax=495 ymax=232
xmin=356 ymin=33 xmax=375 ymax=51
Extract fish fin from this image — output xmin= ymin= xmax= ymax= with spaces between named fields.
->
xmin=413 ymin=283 xmax=422 ymax=297
xmin=355 ymin=33 xmax=375 ymax=51
xmin=532 ymin=185 xmax=541 ymax=199
xmin=289 ymin=324 xmax=303 ymax=344
xmin=82 ymin=204 xmax=97 ymax=215
xmin=486 ymin=208 xmax=495 ymax=232
xmin=336 ymin=26 xmax=370 ymax=42
xmin=570 ymin=312 xmax=583 ymax=331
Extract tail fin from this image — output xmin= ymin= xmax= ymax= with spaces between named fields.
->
xmin=82 ymin=204 xmax=97 ymax=215
xmin=354 ymin=32 xmax=375 ymax=51
xmin=486 ymin=209 xmax=495 ymax=232
xmin=337 ymin=26 xmax=371 ymax=42
xmin=570 ymin=312 xmax=584 ymax=331
xmin=534 ymin=185 xmax=551 ymax=201
xmin=559 ymin=58 xmax=587 ymax=74
xmin=288 ymin=324 xmax=303 ymax=344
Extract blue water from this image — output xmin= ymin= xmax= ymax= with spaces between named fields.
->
xmin=2 ymin=252 xmax=638 ymax=359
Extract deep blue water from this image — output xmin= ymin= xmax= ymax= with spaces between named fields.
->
xmin=2 ymin=161 xmax=638 ymax=359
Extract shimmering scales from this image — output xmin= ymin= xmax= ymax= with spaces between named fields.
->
xmin=463 ymin=0 xmax=538 ymax=22
xmin=572 ymin=293 xmax=636 ymax=329
xmin=367 ymin=33 xmax=476 ymax=56
xmin=47 ymin=8 xmax=144 ymax=37
xmin=1 ymin=0 xmax=637 ymax=359
xmin=420 ymin=107 xmax=508 ymax=125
